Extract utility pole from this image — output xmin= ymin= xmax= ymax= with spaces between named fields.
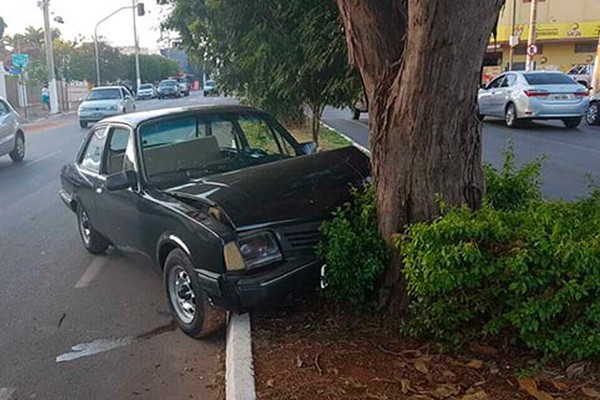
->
xmin=41 ymin=0 xmax=59 ymax=113
xmin=525 ymin=0 xmax=538 ymax=71
xmin=508 ymin=0 xmax=517 ymax=71
xmin=132 ymin=0 xmax=141 ymax=91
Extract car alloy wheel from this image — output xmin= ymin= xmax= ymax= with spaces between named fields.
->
xmin=167 ymin=265 xmax=196 ymax=324
xmin=77 ymin=206 xmax=109 ymax=254
xmin=78 ymin=209 xmax=92 ymax=247
xmin=587 ymin=102 xmax=600 ymax=126
xmin=505 ymin=104 xmax=518 ymax=128
xmin=9 ymin=134 xmax=25 ymax=162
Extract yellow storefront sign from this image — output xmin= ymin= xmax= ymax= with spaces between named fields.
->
xmin=494 ymin=21 xmax=600 ymax=41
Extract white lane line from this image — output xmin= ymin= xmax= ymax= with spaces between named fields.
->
xmin=0 ymin=387 xmax=16 ymax=400
xmin=26 ymin=150 xmax=62 ymax=168
xmin=56 ymin=337 xmax=133 ymax=363
xmin=321 ymin=121 xmax=370 ymax=155
xmin=75 ymin=257 xmax=107 ymax=289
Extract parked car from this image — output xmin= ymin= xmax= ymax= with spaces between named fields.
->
xmin=136 ymin=83 xmax=157 ymax=100
xmin=157 ymin=79 xmax=181 ymax=99
xmin=352 ymin=93 xmax=368 ymax=120
xmin=78 ymin=86 xmax=136 ymax=128
xmin=587 ymin=91 xmax=600 ymax=126
xmin=566 ymin=64 xmax=593 ymax=88
xmin=477 ymin=71 xmax=589 ymax=129
xmin=0 ymin=96 xmax=25 ymax=162
xmin=177 ymin=78 xmax=190 ymax=96
xmin=203 ymin=80 xmax=217 ymax=96
xmin=59 ymin=104 xmax=369 ymax=338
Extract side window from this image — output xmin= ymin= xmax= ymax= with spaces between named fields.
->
xmin=487 ymin=76 xmax=504 ymax=89
xmin=120 ymin=88 xmax=127 ymax=99
xmin=502 ymin=74 xmax=516 ymax=87
xmin=0 ymin=101 xmax=8 ymax=115
xmin=80 ymin=127 xmax=108 ymax=173
xmin=238 ymin=116 xmax=292 ymax=156
xmin=105 ymin=127 xmax=132 ymax=175
xmin=209 ymin=117 xmax=238 ymax=150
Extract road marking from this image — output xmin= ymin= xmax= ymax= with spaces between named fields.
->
xmin=55 ymin=337 xmax=133 ymax=363
xmin=26 ymin=150 xmax=61 ymax=168
xmin=0 ymin=388 xmax=16 ymax=400
xmin=321 ymin=121 xmax=370 ymax=155
xmin=75 ymin=257 xmax=107 ymax=289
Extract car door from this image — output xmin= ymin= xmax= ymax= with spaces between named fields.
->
xmin=123 ymin=87 xmax=134 ymax=111
xmin=479 ymin=75 xmax=503 ymax=116
xmin=0 ymin=100 xmax=12 ymax=156
xmin=497 ymin=73 xmax=517 ymax=114
xmin=75 ymin=125 xmax=110 ymax=234
xmin=94 ymin=124 xmax=143 ymax=250
xmin=487 ymin=75 xmax=507 ymax=117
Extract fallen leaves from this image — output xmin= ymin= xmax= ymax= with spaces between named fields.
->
xmin=414 ymin=359 xmax=429 ymax=374
xmin=465 ymin=360 xmax=484 ymax=369
xmin=518 ymin=377 xmax=554 ymax=400
xmin=469 ymin=343 xmax=498 ymax=357
xmin=461 ymin=391 xmax=489 ymax=400
xmin=582 ymin=387 xmax=600 ymax=399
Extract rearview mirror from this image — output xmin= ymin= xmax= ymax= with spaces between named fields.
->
xmin=299 ymin=141 xmax=317 ymax=155
xmin=106 ymin=170 xmax=137 ymax=191
xmin=480 ymin=83 xmax=487 ymax=89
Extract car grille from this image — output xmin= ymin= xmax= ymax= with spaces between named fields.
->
xmin=282 ymin=227 xmax=320 ymax=250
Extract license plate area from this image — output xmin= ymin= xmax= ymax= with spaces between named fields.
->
xmin=551 ymin=94 xmax=572 ymax=101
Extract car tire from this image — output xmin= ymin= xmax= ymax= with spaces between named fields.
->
xmin=352 ymin=108 xmax=360 ymax=120
xmin=203 ymin=91 xmax=208 ymax=97
xmin=586 ymin=102 xmax=600 ymax=126
xmin=9 ymin=132 xmax=25 ymax=162
xmin=562 ymin=117 xmax=582 ymax=129
xmin=505 ymin=103 xmax=519 ymax=128
xmin=164 ymin=249 xmax=225 ymax=339
xmin=79 ymin=121 xmax=88 ymax=128
xmin=77 ymin=205 xmax=109 ymax=254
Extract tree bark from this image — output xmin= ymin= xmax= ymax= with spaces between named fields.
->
xmin=336 ymin=0 xmax=505 ymax=312
xmin=309 ymin=103 xmax=323 ymax=147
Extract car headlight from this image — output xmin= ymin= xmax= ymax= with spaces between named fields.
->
xmin=108 ymin=105 xmax=118 ymax=111
xmin=224 ymin=232 xmax=282 ymax=271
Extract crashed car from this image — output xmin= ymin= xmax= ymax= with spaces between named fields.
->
xmin=59 ymin=105 xmax=370 ymax=338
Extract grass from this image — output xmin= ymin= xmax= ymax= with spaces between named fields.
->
xmin=286 ymin=119 xmax=352 ymax=151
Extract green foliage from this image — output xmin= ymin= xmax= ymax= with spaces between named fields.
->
xmin=317 ymin=186 xmax=389 ymax=307
xmin=24 ymin=59 xmax=48 ymax=85
xmin=399 ymin=148 xmax=600 ymax=360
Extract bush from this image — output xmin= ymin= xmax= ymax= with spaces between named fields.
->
xmin=400 ymin=151 xmax=600 ymax=360
xmin=317 ymin=185 xmax=389 ymax=307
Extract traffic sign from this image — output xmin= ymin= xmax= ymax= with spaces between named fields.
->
xmin=11 ymin=53 xmax=30 ymax=68
xmin=527 ymin=44 xmax=538 ymax=57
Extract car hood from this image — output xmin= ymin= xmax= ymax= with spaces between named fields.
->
xmin=164 ymin=147 xmax=370 ymax=230
xmin=80 ymin=99 xmax=122 ymax=108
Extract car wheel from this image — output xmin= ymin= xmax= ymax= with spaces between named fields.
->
xmin=79 ymin=120 xmax=88 ymax=128
xmin=562 ymin=117 xmax=582 ymax=129
xmin=164 ymin=249 xmax=225 ymax=339
xmin=505 ymin=103 xmax=519 ymax=128
xmin=203 ymin=91 xmax=208 ymax=97
xmin=586 ymin=102 xmax=600 ymax=126
xmin=9 ymin=132 xmax=25 ymax=162
xmin=352 ymin=108 xmax=360 ymax=120
xmin=77 ymin=205 xmax=109 ymax=254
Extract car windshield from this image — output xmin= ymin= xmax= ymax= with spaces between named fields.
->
xmin=86 ymin=88 xmax=122 ymax=101
xmin=205 ymin=80 xmax=214 ymax=87
xmin=524 ymin=73 xmax=576 ymax=85
xmin=139 ymin=113 xmax=297 ymax=185
xmin=160 ymin=81 xmax=176 ymax=87
xmin=139 ymin=84 xmax=152 ymax=90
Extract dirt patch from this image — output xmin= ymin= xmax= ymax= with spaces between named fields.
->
xmin=253 ymin=295 xmax=599 ymax=400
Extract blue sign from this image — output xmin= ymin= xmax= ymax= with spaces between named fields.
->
xmin=11 ymin=53 xmax=30 ymax=68
xmin=9 ymin=66 xmax=21 ymax=75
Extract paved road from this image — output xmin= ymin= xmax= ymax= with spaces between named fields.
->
xmin=323 ymin=107 xmax=600 ymax=200
xmin=0 ymin=92 xmax=234 ymax=400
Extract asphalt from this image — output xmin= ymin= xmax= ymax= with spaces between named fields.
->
xmin=0 ymin=92 xmax=235 ymax=400
xmin=323 ymin=107 xmax=600 ymax=200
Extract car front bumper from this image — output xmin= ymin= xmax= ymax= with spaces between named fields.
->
xmin=196 ymin=258 xmax=322 ymax=312
xmin=78 ymin=109 xmax=122 ymax=122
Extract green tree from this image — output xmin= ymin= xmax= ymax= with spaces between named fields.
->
xmin=127 ymin=54 xmax=179 ymax=84
xmin=0 ymin=16 xmax=6 ymax=39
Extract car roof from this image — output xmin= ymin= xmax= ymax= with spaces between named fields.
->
xmin=100 ymin=104 xmax=265 ymax=128
xmin=91 ymin=86 xmax=125 ymax=90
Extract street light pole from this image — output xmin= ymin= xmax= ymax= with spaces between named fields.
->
xmin=41 ymin=0 xmax=59 ymax=114
xmin=94 ymin=5 xmax=133 ymax=87
xmin=508 ymin=0 xmax=517 ymax=71
xmin=525 ymin=0 xmax=538 ymax=71
xmin=132 ymin=0 xmax=141 ymax=90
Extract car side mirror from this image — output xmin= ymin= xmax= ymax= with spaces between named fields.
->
xmin=299 ymin=141 xmax=317 ymax=155
xmin=480 ymin=83 xmax=487 ymax=89
xmin=106 ymin=170 xmax=137 ymax=191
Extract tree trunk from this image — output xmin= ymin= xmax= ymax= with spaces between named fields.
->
xmin=309 ymin=103 xmax=324 ymax=147
xmin=336 ymin=0 xmax=504 ymax=313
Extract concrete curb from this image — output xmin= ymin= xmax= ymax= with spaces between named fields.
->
xmin=225 ymin=313 xmax=256 ymax=400
xmin=320 ymin=121 xmax=371 ymax=156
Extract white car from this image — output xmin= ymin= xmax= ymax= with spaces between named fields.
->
xmin=177 ymin=78 xmax=190 ymax=96
xmin=478 ymin=71 xmax=589 ymax=129
xmin=136 ymin=83 xmax=157 ymax=100
xmin=0 ymin=96 xmax=25 ymax=162
xmin=78 ymin=86 xmax=136 ymax=128
xmin=566 ymin=64 xmax=593 ymax=88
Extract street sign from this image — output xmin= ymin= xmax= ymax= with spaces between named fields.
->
xmin=11 ymin=53 xmax=30 ymax=68
xmin=509 ymin=35 xmax=519 ymax=48
xmin=527 ymin=44 xmax=538 ymax=56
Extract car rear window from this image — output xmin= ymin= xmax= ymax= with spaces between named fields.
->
xmin=139 ymin=84 xmax=152 ymax=89
xmin=524 ymin=73 xmax=576 ymax=85
xmin=160 ymin=80 xmax=176 ymax=87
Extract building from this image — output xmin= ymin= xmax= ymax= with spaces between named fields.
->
xmin=117 ymin=46 xmax=158 ymax=56
xmin=486 ymin=0 xmax=600 ymax=73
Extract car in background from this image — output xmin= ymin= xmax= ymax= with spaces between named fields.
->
xmin=477 ymin=71 xmax=589 ymax=129
xmin=0 ymin=96 xmax=25 ymax=162
xmin=78 ymin=86 xmax=136 ymax=128
xmin=587 ymin=91 xmax=600 ymax=126
xmin=203 ymin=80 xmax=217 ymax=96
xmin=157 ymin=79 xmax=181 ymax=99
xmin=59 ymin=104 xmax=369 ymax=338
xmin=352 ymin=93 xmax=368 ymax=120
xmin=137 ymin=83 xmax=157 ymax=100
xmin=566 ymin=64 xmax=593 ymax=88
xmin=177 ymin=78 xmax=190 ymax=96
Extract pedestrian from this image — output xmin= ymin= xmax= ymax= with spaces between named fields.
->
xmin=41 ymin=85 xmax=50 ymax=111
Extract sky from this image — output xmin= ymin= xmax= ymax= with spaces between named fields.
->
xmin=0 ymin=0 xmax=177 ymax=50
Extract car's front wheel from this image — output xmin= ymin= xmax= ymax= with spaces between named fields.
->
xmin=505 ymin=103 xmax=519 ymax=128
xmin=586 ymin=102 xmax=600 ymax=126
xmin=79 ymin=121 xmax=88 ymax=128
xmin=562 ymin=117 xmax=582 ymax=129
xmin=77 ymin=205 xmax=109 ymax=254
xmin=164 ymin=249 xmax=225 ymax=339
xmin=9 ymin=132 xmax=25 ymax=162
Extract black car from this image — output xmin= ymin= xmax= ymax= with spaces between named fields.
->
xmin=157 ymin=79 xmax=181 ymax=99
xmin=59 ymin=105 xmax=370 ymax=338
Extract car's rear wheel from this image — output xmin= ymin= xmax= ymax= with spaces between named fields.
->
xmin=9 ymin=132 xmax=25 ymax=162
xmin=164 ymin=249 xmax=225 ymax=339
xmin=352 ymin=108 xmax=360 ymax=120
xmin=79 ymin=121 xmax=88 ymax=128
xmin=505 ymin=103 xmax=519 ymax=128
xmin=77 ymin=205 xmax=109 ymax=254
xmin=586 ymin=102 xmax=600 ymax=126
xmin=562 ymin=117 xmax=582 ymax=129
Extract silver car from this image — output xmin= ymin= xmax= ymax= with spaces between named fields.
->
xmin=78 ymin=86 xmax=136 ymax=128
xmin=0 ymin=96 xmax=25 ymax=162
xmin=136 ymin=83 xmax=156 ymax=100
xmin=478 ymin=71 xmax=589 ymax=129
xmin=587 ymin=91 xmax=600 ymax=126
